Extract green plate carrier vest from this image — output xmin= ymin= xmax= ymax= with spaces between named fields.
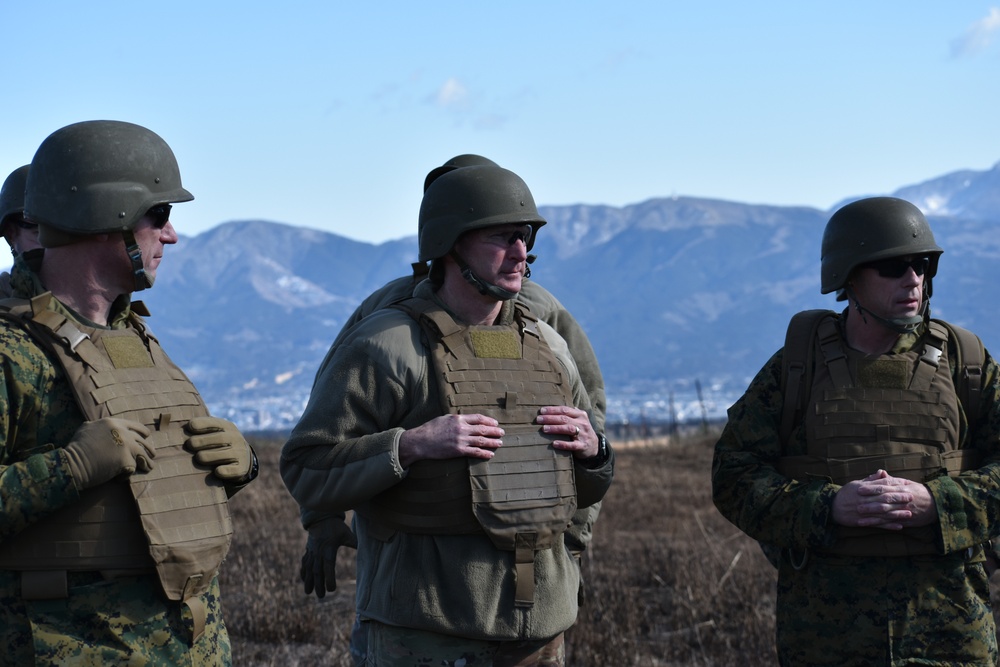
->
xmin=0 ymin=293 xmax=233 ymax=605
xmin=777 ymin=310 xmax=984 ymax=557
xmin=363 ymin=298 xmax=578 ymax=606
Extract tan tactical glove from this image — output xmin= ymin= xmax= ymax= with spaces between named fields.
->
xmin=301 ymin=516 xmax=358 ymax=598
xmin=184 ymin=417 xmax=252 ymax=481
xmin=62 ymin=418 xmax=155 ymax=491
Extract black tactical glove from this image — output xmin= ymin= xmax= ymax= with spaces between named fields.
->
xmin=184 ymin=417 xmax=253 ymax=481
xmin=62 ymin=418 xmax=155 ymax=490
xmin=301 ymin=516 xmax=358 ymax=598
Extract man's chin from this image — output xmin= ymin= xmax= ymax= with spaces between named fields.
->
xmin=499 ymin=277 xmax=522 ymax=294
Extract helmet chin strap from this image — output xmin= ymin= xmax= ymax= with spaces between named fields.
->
xmin=451 ymin=250 xmax=518 ymax=301
xmin=844 ymin=285 xmax=926 ymax=335
xmin=122 ymin=230 xmax=153 ymax=292
xmin=524 ymin=254 xmax=536 ymax=279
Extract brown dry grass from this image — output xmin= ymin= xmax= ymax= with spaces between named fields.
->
xmin=219 ymin=432 xmax=780 ymax=665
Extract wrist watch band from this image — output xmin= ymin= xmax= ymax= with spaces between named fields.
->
xmin=580 ymin=432 xmax=610 ymax=468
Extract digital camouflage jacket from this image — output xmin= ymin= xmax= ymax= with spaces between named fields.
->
xmin=0 ymin=258 xmax=232 ymax=666
xmin=713 ymin=314 xmax=1000 ymax=666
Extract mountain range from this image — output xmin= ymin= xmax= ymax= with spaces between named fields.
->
xmin=138 ymin=161 xmax=1000 ymax=430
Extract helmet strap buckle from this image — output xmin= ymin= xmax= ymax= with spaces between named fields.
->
xmin=451 ymin=250 xmax=518 ymax=301
xmin=121 ymin=230 xmax=152 ymax=292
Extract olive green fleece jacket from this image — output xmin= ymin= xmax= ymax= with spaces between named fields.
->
xmin=281 ymin=284 xmax=614 ymax=641
xmin=333 ymin=275 xmax=607 ymax=431
xmin=299 ymin=273 xmax=606 ymax=566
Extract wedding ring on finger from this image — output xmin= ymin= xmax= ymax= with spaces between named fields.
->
xmin=574 ymin=425 xmax=580 ymax=439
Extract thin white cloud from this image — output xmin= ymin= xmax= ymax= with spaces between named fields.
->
xmin=433 ymin=77 xmax=470 ymax=110
xmin=426 ymin=77 xmax=508 ymax=130
xmin=951 ymin=7 xmax=1000 ymax=57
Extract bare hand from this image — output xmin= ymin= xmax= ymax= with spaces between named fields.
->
xmin=398 ymin=413 xmax=504 ymax=468
xmin=536 ymin=406 xmax=598 ymax=459
xmin=831 ymin=469 xmax=937 ymax=530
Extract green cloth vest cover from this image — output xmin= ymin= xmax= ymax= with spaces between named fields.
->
xmin=362 ymin=298 xmax=578 ymax=605
xmin=778 ymin=316 xmax=979 ymax=557
xmin=0 ymin=293 xmax=233 ymax=603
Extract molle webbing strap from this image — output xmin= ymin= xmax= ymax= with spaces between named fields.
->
xmin=0 ymin=484 xmax=153 ymax=571
xmin=364 ymin=458 xmax=482 ymax=534
xmin=910 ymin=321 xmax=948 ymax=391
xmin=20 ymin=571 xmax=68 ymax=600
xmin=809 ymin=387 xmax=951 ymax=458
xmin=514 ymin=533 xmax=538 ymax=608
xmin=780 ymin=310 xmax=836 ymax=447
xmin=816 ymin=317 xmax=851 ymax=388
xmin=777 ymin=448 xmax=983 ymax=485
xmin=937 ymin=319 xmax=985 ymax=422
xmin=0 ymin=297 xmax=232 ymax=606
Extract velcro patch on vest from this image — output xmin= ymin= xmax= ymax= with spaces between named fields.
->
xmin=469 ymin=329 xmax=521 ymax=359
xmin=857 ymin=358 xmax=907 ymax=389
xmin=102 ymin=336 xmax=155 ymax=369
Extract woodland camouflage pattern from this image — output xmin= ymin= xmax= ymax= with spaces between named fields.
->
xmin=0 ymin=260 xmax=231 ymax=666
xmin=713 ymin=321 xmax=1000 ymax=666
xmin=0 ymin=572 xmax=230 ymax=666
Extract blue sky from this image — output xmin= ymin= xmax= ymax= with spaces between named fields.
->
xmin=2 ymin=1 xmax=999 ymax=269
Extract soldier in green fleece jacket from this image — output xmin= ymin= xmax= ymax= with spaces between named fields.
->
xmin=281 ymin=164 xmax=614 ymax=666
xmin=296 ymin=154 xmax=606 ymax=600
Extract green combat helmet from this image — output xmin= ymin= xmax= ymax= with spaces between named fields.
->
xmin=0 ymin=165 xmax=30 ymax=238
xmin=25 ymin=120 xmax=193 ymax=291
xmin=419 ymin=164 xmax=546 ymax=300
xmin=821 ymin=196 xmax=943 ymax=331
xmin=410 ymin=154 xmax=502 ymax=279
xmin=423 ymin=154 xmax=499 ymax=194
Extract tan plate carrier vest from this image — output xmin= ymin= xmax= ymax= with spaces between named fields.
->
xmin=0 ymin=293 xmax=233 ymax=615
xmin=362 ymin=298 xmax=578 ymax=606
xmin=777 ymin=311 xmax=984 ymax=557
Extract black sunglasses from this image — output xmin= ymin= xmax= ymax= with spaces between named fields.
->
xmin=145 ymin=204 xmax=172 ymax=228
xmin=505 ymin=225 xmax=533 ymax=246
xmin=865 ymin=256 xmax=931 ymax=279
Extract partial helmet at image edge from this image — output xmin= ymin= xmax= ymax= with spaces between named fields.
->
xmin=0 ymin=165 xmax=30 ymax=234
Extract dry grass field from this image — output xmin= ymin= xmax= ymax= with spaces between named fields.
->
xmin=219 ymin=431 xmax=781 ymax=666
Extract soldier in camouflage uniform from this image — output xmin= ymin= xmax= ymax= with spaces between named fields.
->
xmin=0 ymin=165 xmax=42 ymax=297
xmin=282 ymin=164 xmax=613 ymax=666
xmin=0 ymin=120 xmax=258 ymax=666
xmin=713 ymin=197 xmax=1000 ymax=666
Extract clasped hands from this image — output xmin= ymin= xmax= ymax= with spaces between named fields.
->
xmin=64 ymin=416 xmax=252 ymax=490
xmin=397 ymin=406 xmax=597 ymax=468
xmin=831 ymin=469 xmax=937 ymax=530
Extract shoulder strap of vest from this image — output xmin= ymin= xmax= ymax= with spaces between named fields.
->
xmin=780 ymin=309 xmax=837 ymax=447
xmin=392 ymin=296 xmax=463 ymax=337
xmin=934 ymin=318 xmax=985 ymax=421
xmin=0 ymin=295 xmax=32 ymax=316
xmin=0 ymin=296 xmax=36 ymax=340
xmin=511 ymin=300 xmax=541 ymax=339
xmin=0 ymin=292 xmax=114 ymax=373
